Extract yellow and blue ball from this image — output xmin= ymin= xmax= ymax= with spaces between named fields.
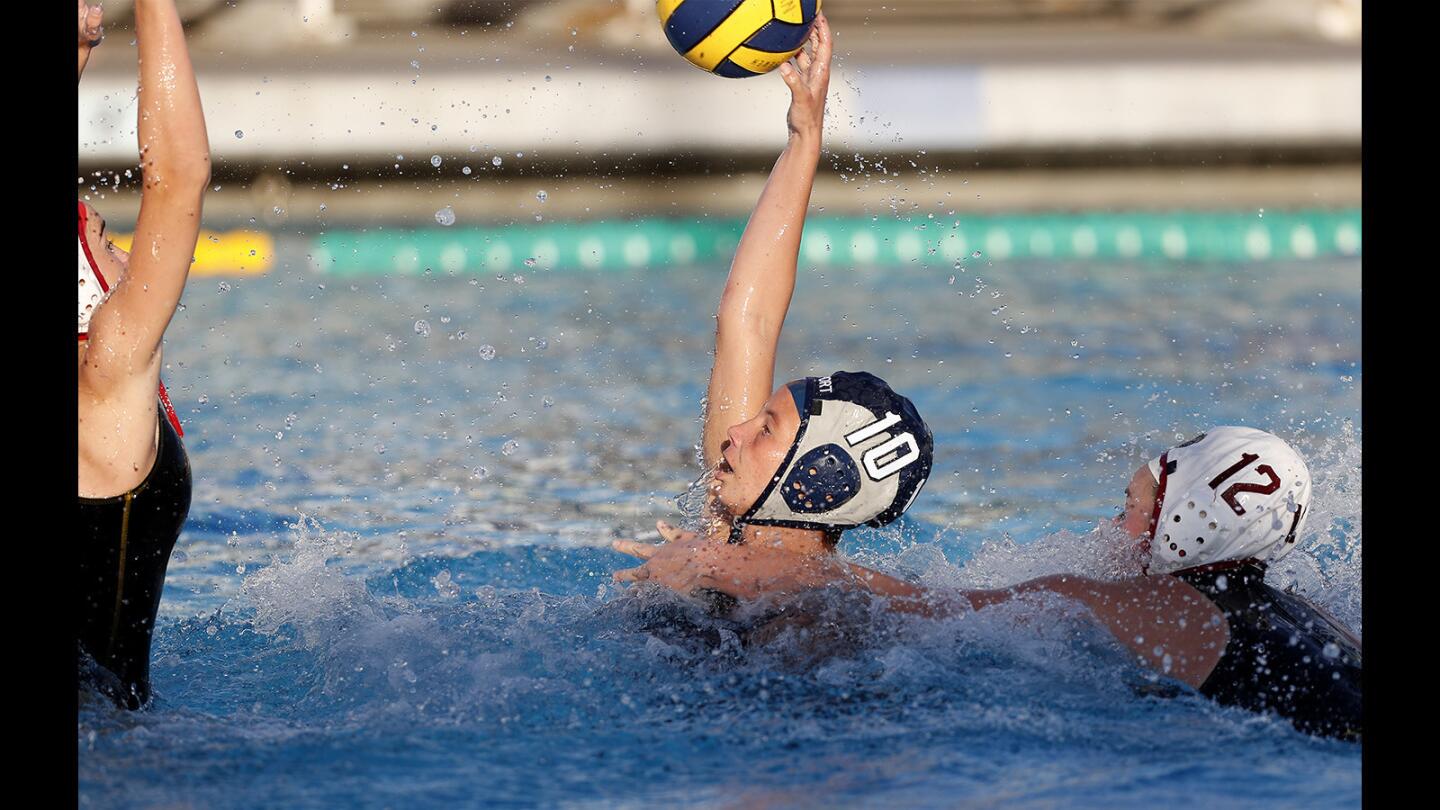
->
xmin=657 ymin=0 xmax=821 ymax=79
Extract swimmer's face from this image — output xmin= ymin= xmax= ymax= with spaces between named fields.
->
xmin=1115 ymin=463 xmax=1160 ymax=550
xmin=714 ymin=383 xmax=803 ymax=516
xmin=80 ymin=202 xmax=130 ymax=283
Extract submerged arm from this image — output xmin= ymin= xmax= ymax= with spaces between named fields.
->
xmin=81 ymin=0 xmax=210 ymax=395
xmin=701 ymin=14 xmax=833 ymax=468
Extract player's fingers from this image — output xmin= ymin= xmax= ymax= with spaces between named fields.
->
xmin=614 ymin=566 xmax=651 ymax=583
xmin=656 ymin=521 xmax=693 ymax=543
xmin=611 ymin=540 xmax=659 ymax=560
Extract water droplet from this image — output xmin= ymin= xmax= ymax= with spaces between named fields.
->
xmin=197 ymin=394 xmax=209 ymax=405
xmin=435 ymin=206 xmax=456 ymax=226
xmin=971 ymin=250 xmax=982 ymax=258
xmin=523 ymin=257 xmax=537 ymax=267
xmin=542 ymin=396 xmax=555 ymax=408
xmin=414 ymin=319 xmax=431 ymax=337
xmin=234 ymin=130 xmax=244 ymax=139
xmin=432 ymin=570 xmax=460 ymax=598
xmin=479 ymin=344 xmax=497 ymax=360
xmin=492 ymin=156 xmax=503 ymax=167
xmin=471 ymin=466 xmax=490 ymax=480
xmin=501 ymin=439 xmax=520 ymax=456
xmin=217 ymin=281 xmax=231 ymax=293
xmin=1322 ymin=642 xmax=1340 ymax=659
xmin=462 ymin=166 xmax=472 ymax=176
xmin=536 ymin=190 xmax=548 ymax=203
xmin=430 ymin=155 xmax=442 ymax=168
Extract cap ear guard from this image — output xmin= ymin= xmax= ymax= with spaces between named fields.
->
xmin=781 ymin=444 xmax=862 ymax=513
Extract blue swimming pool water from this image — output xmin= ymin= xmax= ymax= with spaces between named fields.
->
xmin=79 ymin=246 xmax=1361 ymax=808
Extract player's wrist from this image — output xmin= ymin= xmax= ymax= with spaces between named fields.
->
xmin=787 ymin=129 xmax=822 ymax=153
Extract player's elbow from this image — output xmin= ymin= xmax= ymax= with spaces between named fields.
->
xmin=145 ymin=150 xmax=212 ymax=195
xmin=168 ymin=151 xmax=212 ymax=190
xmin=715 ymin=301 xmax=781 ymax=343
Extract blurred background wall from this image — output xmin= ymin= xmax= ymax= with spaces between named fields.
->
xmin=78 ymin=1 xmax=1360 ymax=231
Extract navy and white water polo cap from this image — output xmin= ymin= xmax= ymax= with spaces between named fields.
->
xmin=1145 ymin=426 xmax=1312 ymax=573
xmin=734 ymin=371 xmax=933 ymax=540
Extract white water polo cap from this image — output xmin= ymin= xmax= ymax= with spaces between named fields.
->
xmin=1145 ymin=426 xmax=1312 ymax=572
xmin=733 ymin=371 xmax=933 ymax=540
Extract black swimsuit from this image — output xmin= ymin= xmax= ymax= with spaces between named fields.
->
xmin=1171 ymin=562 xmax=1361 ymax=741
xmin=78 ymin=406 xmax=192 ymax=709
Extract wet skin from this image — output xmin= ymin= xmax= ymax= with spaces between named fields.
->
xmin=79 ymin=201 xmax=164 ymax=499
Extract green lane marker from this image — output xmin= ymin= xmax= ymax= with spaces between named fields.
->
xmin=306 ymin=209 xmax=1360 ymax=275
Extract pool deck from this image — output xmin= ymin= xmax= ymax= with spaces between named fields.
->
xmin=78 ymin=16 xmax=1360 ymax=224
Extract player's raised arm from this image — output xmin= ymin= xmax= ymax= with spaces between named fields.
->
xmin=81 ymin=0 xmax=211 ymax=396
xmin=701 ymin=13 xmax=832 ymax=469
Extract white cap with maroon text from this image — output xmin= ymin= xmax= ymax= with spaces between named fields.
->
xmin=1145 ymin=426 xmax=1312 ymax=573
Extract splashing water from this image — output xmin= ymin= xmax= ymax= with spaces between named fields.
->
xmin=80 ymin=256 xmax=1360 ymax=807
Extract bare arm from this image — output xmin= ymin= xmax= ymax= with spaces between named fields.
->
xmin=778 ymin=562 xmax=1227 ymax=687
xmin=801 ymin=564 xmax=1229 ymax=689
xmin=701 ymin=14 xmax=832 ymax=468
xmin=614 ymin=537 xmax=1226 ymax=689
xmin=81 ymin=0 xmax=211 ymax=396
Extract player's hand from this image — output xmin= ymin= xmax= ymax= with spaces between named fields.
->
xmin=779 ymin=12 xmax=832 ymax=143
xmin=610 ymin=520 xmax=698 ymax=561
xmin=613 ymin=530 xmax=839 ymax=603
xmin=79 ymin=1 xmax=104 ymax=49
xmin=78 ymin=1 xmax=104 ymax=82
